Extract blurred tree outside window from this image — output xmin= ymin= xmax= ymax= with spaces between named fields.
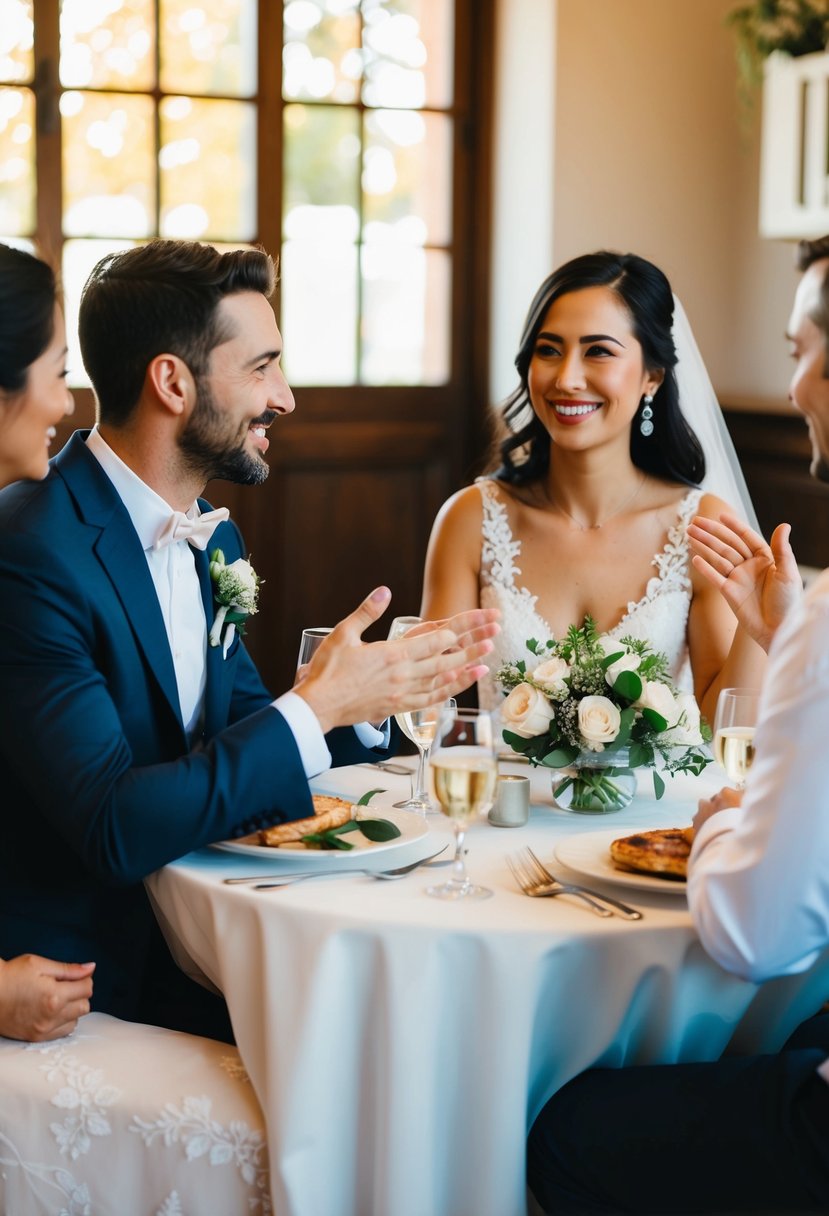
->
xmin=0 ymin=0 xmax=459 ymax=390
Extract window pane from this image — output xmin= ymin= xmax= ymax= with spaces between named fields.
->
xmin=363 ymin=109 xmax=451 ymax=245
xmin=282 ymin=0 xmax=361 ymax=103
xmin=160 ymin=96 xmax=256 ymax=240
xmin=362 ymin=0 xmax=453 ymax=109
xmin=62 ymin=91 xmax=155 ymax=237
xmin=60 ymin=0 xmax=155 ymax=91
xmin=62 ymin=237 xmax=138 ymax=387
xmin=283 ymin=102 xmax=360 ymax=222
xmin=281 ymin=239 xmax=358 ymax=384
xmin=361 ymin=245 xmax=449 ymax=384
xmin=0 ymin=1 xmax=34 ymax=83
xmin=160 ymin=0 xmax=257 ymax=97
xmin=0 ymin=87 xmax=35 ymax=234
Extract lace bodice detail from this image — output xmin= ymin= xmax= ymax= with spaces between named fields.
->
xmin=477 ymin=478 xmax=702 ymax=710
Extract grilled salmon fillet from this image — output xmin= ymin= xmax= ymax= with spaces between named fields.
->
xmin=257 ymin=794 xmax=354 ymax=847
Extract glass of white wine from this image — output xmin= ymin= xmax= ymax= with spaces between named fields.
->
xmin=713 ymin=687 xmax=760 ymax=789
xmin=426 ymin=706 xmax=497 ymax=901
xmin=386 ymin=615 xmax=441 ymax=813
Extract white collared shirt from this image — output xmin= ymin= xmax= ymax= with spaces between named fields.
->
xmin=86 ymin=428 xmax=208 ymax=737
xmin=688 ymin=569 xmax=829 ymax=1087
xmin=85 ymin=429 xmax=384 ymax=774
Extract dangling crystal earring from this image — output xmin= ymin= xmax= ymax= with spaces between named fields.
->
xmin=639 ymin=393 xmax=654 ymax=437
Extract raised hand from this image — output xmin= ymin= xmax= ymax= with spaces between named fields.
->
xmin=693 ymin=786 xmax=743 ymax=836
xmin=294 ymin=587 xmax=500 ymax=733
xmin=0 ymin=955 xmax=95 ymax=1041
xmin=688 ymin=511 xmax=802 ymax=652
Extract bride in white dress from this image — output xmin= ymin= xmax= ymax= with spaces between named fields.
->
xmin=421 ymin=251 xmax=798 ymax=726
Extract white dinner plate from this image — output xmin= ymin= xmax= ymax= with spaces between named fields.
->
xmin=553 ymin=828 xmax=688 ymax=894
xmin=212 ymin=807 xmax=429 ymax=861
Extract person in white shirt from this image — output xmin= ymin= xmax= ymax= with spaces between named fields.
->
xmin=526 ymin=238 xmax=829 ymax=1213
xmin=0 ymin=239 xmax=498 ymax=1042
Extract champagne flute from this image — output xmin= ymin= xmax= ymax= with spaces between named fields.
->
xmin=426 ymin=706 xmax=497 ymax=901
xmin=296 ymin=627 xmax=332 ymax=673
xmin=713 ymin=687 xmax=760 ymax=789
xmin=386 ymin=615 xmax=441 ymax=813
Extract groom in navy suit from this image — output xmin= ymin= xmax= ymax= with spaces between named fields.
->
xmin=0 ymin=240 xmax=497 ymax=1040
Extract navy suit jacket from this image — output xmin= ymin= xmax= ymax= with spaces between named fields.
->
xmin=0 ymin=432 xmax=384 ymax=1018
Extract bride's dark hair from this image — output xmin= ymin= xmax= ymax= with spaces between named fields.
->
xmin=492 ymin=251 xmax=706 ymax=487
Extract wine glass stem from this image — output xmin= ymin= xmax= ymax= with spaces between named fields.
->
xmin=412 ymin=743 xmax=430 ymax=801
xmin=452 ymin=825 xmax=469 ymax=886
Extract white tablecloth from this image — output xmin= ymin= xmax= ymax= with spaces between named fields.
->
xmin=146 ymin=761 xmax=829 ymax=1216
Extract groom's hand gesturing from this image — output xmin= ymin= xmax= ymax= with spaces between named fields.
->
xmin=293 ymin=587 xmax=500 ymax=734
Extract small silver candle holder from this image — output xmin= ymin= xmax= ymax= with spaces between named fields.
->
xmin=488 ymin=774 xmax=530 ymax=827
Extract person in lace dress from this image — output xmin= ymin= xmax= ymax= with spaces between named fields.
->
xmin=421 ymin=251 xmax=798 ymax=726
xmin=0 ymin=243 xmax=95 ymax=1041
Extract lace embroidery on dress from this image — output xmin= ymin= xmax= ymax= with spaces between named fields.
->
xmin=476 ymin=478 xmax=701 ymax=707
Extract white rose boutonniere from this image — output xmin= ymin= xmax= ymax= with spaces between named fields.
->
xmin=501 ymin=682 xmax=556 ymax=738
xmin=208 ymin=548 xmax=262 ymax=656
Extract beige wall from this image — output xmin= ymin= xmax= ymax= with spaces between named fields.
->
xmin=550 ymin=0 xmax=795 ymax=406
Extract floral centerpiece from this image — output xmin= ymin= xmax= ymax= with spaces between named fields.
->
xmin=497 ymin=617 xmax=711 ymax=813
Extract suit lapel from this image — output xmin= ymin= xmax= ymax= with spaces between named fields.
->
xmin=56 ymin=434 xmax=185 ymax=735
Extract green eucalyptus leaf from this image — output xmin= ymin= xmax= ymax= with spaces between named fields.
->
xmin=652 ymin=770 xmax=666 ymax=800
xmin=599 ymin=649 xmax=625 ymax=671
xmin=641 ymin=707 xmax=668 ymax=732
xmin=541 ymin=746 xmax=579 ymax=768
xmin=502 ymin=729 xmax=534 ymax=753
xmin=613 ymin=669 xmax=642 ymax=701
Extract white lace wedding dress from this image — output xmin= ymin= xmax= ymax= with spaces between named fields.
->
xmin=476 ymin=478 xmax=702 ymax=710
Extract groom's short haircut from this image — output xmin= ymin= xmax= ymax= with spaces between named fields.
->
xmin=79 ymin=239 xmax=276 ymax=427
xmin=796 ymin=236 xmax=829 ymax=375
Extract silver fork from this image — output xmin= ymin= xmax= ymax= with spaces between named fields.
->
xmin=523 ymin=847 xmax=643 ymax=920
xmin=506 ymin=854 xmax=612 ymax=917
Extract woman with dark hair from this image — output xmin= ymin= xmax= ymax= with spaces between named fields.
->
xmin=0 ymin=242 xmax=94 ymax=1039
xmin=422 ymin=251 xmax=796 ymax=725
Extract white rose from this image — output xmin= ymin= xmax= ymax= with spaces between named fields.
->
xmin=663 ymin=691 xmax=704 ymax=745
xmin=596 ymin=635 xmax=629 ymax=660
xmin=501 ymin=682 xmax=555 ymax=739
xmin=604 ymin=650 xmax=641 ymax=688
xmin=228 ymin=557 xmax=257 ymax=591
xmin=578 ymin=695 xmax=621 ymax=749
xmin=635 ymin=679 xmax=678 ymax=724
xmin=531 ymin=656 xmax=570 ymax=697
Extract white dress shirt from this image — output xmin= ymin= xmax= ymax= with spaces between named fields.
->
xmin=688 ymin=569 xmax=829 ymax=989
xmin=85 ymin=429 xmax=385 ymax=774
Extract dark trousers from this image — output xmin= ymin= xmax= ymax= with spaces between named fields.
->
xmin=527 ymin=1014 xmax=829 ymax=1214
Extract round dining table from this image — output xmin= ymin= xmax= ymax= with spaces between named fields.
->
xmin=146 ymin=758 xmax=829 ymax=1216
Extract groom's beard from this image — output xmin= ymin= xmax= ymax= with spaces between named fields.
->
xmin=179 ymin=380 xmax=273 ymax=486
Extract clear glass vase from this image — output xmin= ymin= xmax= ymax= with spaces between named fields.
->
xmin=550 ymin=747 xmax=637 ymax=814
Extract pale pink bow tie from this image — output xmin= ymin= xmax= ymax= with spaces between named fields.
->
xmin=154 ymin=507 xmax=230 ymax=551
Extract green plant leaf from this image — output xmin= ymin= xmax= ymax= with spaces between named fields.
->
xmin=541 ymin=745 xmax=579 ymax=768
xmin=355 ymin=817 xmax=403 ymax=841
xmin=613 ymin=670 xmax=642 ymax=701
xmin=652 ymin=770 xmax=665 ymax=800
xmin=641 ymin=707 xmax=668 ymax=732
xmin=357 ymin=788 xmax=385 ymax=806
xmin=599 ymin=649 xmax=625 ymax=671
